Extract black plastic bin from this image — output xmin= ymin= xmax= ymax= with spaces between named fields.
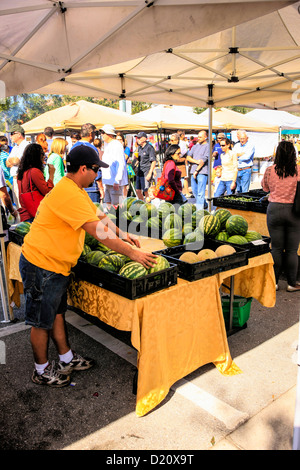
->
xmin=153 ymin=239 xmax=249 ymax=282
xmin=72 ymin=260 xmax=178 ymax=300
xmin=222 ymin=235 xmax=271 ymax=258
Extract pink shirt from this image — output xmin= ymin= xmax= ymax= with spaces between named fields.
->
xmin=261 ymin=164 xmax=300 ymax=203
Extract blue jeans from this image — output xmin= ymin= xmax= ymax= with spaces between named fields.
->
xmin=19 ymin=253 xmax=70 ymax=330
xmin=214 ymin=180 xmax=234 ymax=197
xmin=236 ymin=168 xmax=252 ymax=193
xmin=191 ymin=173 xmax=208 ymax=209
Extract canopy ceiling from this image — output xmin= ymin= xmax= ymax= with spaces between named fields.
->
xmin=35 ymin=1 xmax=300 ymax=112
xmin=21 ymin=99 xmax=156 ymax=134
xmin=0 ymin=1 xmax=294 ymax=97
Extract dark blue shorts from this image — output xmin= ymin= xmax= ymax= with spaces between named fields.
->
xmin=19 ymin=253 xmax=70 ymax=330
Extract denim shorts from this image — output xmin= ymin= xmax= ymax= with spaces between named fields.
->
xmin=19 ymin=253 xmax=70 ymax=330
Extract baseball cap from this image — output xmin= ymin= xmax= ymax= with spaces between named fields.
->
xmin=136 ymin=132 xmax=147 ymax=139
xmin=100 ymin=124 xmax=116 ymax=136
xmin=8 ymin=124 xmax=25 ymax=135
xmin=66 ymin=142 xmax=109 ymax=169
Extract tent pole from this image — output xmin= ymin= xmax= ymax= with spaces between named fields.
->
xmin=293 ymin=317 xmax=300 ymax=450
xmin=207 ymin=84 xmax=214 ymax=212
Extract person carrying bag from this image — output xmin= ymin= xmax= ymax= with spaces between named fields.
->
xmin=154 ymin=144 xmax=187 ymax=205
xmin=17 ymin=143 xmax=55 ymax=222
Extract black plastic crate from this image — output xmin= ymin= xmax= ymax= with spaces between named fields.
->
xmin=72 ymin=260 xmax=178 ymax=300
xmin=153 ymin=239 xmax=249 ymax=282
xmin=8 ymin=229 xmax=24 ymax=246
xmin=222 ymin=235 xmax=271 ymax=258
xmin=213 ymin=193 xmax=268 ymax=213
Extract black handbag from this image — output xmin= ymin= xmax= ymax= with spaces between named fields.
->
xmin=292 ymin=181 xmax=300 ymax=216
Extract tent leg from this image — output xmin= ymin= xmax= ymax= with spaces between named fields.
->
xmin=293 ymin=319 xmax=300 ymax=450
xmin=207 ymin=85 xmax=214 ymax=212
xmin=0 ymin=217 xmax=13 ymax=323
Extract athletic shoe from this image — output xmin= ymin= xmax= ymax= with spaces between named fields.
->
xmin=32 ymin=361 xmax=71 ymax=388
xmin=57 ymin=352 xmax=95 ymax=375
xmin=287 ymin=283 xmax=300 ymax=292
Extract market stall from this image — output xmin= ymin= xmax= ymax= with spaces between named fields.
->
xmin=6 ymin=231 xmax=276 ymax=417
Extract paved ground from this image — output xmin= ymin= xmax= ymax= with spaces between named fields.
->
xmin=0 ymin=276 xmax=299 ymax=452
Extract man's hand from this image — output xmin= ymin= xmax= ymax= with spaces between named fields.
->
xmin=113 ymin=183 xmax=120 ymax=191
xmin=130 ymin=249 xmax=157 ymax=269
xmin=123 ymin=232 xmax=141 ymax=248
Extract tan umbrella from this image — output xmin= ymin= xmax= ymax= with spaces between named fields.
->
xmin=22 ymin=100 xmax=156 ymax=134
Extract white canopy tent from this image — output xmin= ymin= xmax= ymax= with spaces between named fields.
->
xmin=0 ymin=0 xmax=292 ymax=98
xmin=246 ymin=109 xmax=300 ymax=133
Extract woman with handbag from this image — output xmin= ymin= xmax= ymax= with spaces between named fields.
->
xmin=261 ymin=140 xmax=300 ymax=292
xmin=17 ymin=143 xmax=55 ymax=222
xmin=156 ymin=144 xmax=187 ymax=206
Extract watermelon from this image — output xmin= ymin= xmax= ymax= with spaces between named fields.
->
xmin=80 ymin=244 xmax=92 ymax=258
xmin=84 ymin=232 xmax=99 ymax=249
xmin=183 ymin=232 xmax=197 ymax=244
xmin=215 ymin=231 xmax=229 ymax=241
xmin=177 ymin=203 xmax=194 ymax=220
xmin=245 ymin=231 xmax=262 ymax=242
xmin=226 ymin=215 xmax=248 ymax=236
xmin=182 ymin=223 xmax=194 ymax=237
xmin=140 ymin=202 xmax=158 ymax=220
xmin=132 ymin=215 xmax=145 ymax=224
xmin=96 ymin=241 xmax=110 ymax=252
xmin=119 ymin=261 xmax=147 ymax=279
xmin=86 ymin=250 xmax=107 ymax=265
xmin=119 ymin=209 xmax=133 ymax=222
xmin=148 ymin=255 xmax=170 ymax=274
xmin=227 ymin=235 xmax=248 ymax=244
xmin=98 ymin=254 xmax=125 ymax=272
xmin=129 ymin=199 xmax=146 ymax=216
xmin=215 ymin=209 xmax=232 ymax=229
xmin=121 ymin=197 xmax=136 ymax=211
xmin=163 ymin=213 xmax=182 ymax=231
xmin=199 ymin=214 xmax=221 ymax=237
xmin=146 ymin=217 xmax=160 ymax=231
xmin=191 ymin=209 xmax=207 ymax=228
xmin=14 ymin=221 xmax=31 ymax=235
xmin=162 ymin=228 xmax=183 ymax=247
xmin=158 ymin=202 xmax=175 ymax=219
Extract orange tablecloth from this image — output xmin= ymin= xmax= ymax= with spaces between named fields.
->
xmin=6 ymin=240 xmax=276 ymax=417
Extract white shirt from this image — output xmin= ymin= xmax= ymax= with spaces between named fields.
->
xmin=9 ymin=139 xmax=30 ymax=177
xmin=101 ymin=139 xmax=128 ymax=186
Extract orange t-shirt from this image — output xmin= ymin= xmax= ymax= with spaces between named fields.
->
xmin=22 ymin=176 xmax=99 ymax=276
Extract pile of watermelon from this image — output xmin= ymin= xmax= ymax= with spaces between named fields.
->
xmin=114 ymin=198 xmax=264 ymax=248
xmin=82 ymin=231 xmax=171 ymax=280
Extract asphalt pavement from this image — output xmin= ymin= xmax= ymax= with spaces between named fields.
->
xmin=0 ymin=274 xmax=299 ymax=452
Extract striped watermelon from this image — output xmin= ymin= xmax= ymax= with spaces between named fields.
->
xmin=199 ymin=214 xmax=221 ymax=237
xmin=132 ymin=215 xmax=145 ymax=224
xmin=81 ymin=244 xmax=92 ymax=258
xmin=119 ymin=210 xmax=133 ymax=222
xmin=148 ymin=255 xmax=170 ymax=274
xmin=163 ymin=213 xmax=182 ymax=231
xmin=227 ymin=235 xmax=248 ymax=244
xmin=96 ymin=241 xmax=111 ymax=252
xmin=14 ymin=221 xmax=31 ymax=235
xmin=177 ymin=203 xmax=194 ymax=219
xmin=245 ymin=231 xmax=262 ymax=242
xmin=183 ymin=232 xmax=197 ymax=244
xmin=86 ymin=250 xmax=107 ymax=265
xmin=215 ymin=231 xmax=229 ymax=241
xmin=162 ymin=228 xmax=183 ymax=247
xmin=158 ymin=202 xmax=175 ymax=219
xmin=129 ymin=199 xmax=146 ymax=216
xmin=121 ymin=197 xmax=136 ymax=211
xmin=226 ymin=215 xmax=248 ymax=236
xmin=191 ymin=209 xmax=207 ymax=228
xmin=119 ymin=261 xmax=147 ymax=279
xmin=182 ymin=223 xmax=194 ymax=237
xmin=215 ymin=209 xmax=232 ymax=229
xmin=98 ymin=254 xmax=125 ymax=272
xmin=146 ymin=217 xmax=160 ymax=231
xmin=140 ymin=202 xmax=158 ymax=220
xmin=85 ymin=232 xmax=100 ymax=249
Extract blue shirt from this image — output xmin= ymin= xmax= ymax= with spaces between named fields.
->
xmin=188 ymin=142 xmax=209 ymax=175
xmin=0 ymin=149 xmax=12 ymax=183
xmin=212 ymin=143 xmax=222 ymax=168
xmin=234 ymin=140 xmax=255 ymax=169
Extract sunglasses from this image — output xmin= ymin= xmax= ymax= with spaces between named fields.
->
xmin=220 ymin=144 xmax=227 ymax=147
xmin=86 ymin=165 xmax=100 ymax=173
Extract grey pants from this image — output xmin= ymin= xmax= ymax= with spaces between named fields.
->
xmin=267 ymin=202 xmax=300 ymax=285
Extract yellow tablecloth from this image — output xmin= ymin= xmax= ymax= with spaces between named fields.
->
xmin=6 ymin=240 xmax=276 ymax=417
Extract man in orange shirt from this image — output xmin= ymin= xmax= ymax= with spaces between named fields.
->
xmin=19 ymin=143 xmax=157 ymax=387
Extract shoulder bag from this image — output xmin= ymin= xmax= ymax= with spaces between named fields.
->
xmin=153 ymin=162 xmax=175 ymax=201
xmin=19 ymin=169 xmax=44 ymax=218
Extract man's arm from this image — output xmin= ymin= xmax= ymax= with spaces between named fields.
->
xmin=0 ymin=186 xmax=18 ymax=218
xmin=82 ymin=219 xmax=157 ymax=269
